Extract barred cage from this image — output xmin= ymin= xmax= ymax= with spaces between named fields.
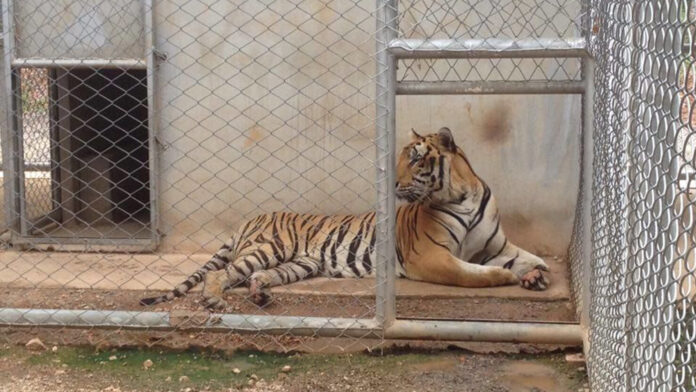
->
xmin=1 ymin=0 xmax=695 ymax=391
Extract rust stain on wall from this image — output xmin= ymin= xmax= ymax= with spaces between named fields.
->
xmin=244 ymin=126 xmax=265 ymax=148
xmin=479 ymin=102 xmax=511 ymax=143
xmin=464 ymin=102 xmax=472 ymax=117
xmin=504 ymin=212 xmax=533 ymax=229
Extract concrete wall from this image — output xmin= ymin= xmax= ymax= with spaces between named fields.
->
xmin=9 ymin=0 xmax=582 ymax=256
xmin=153 ymin=1 xmax=581 ymax=256
xmin=397 ymin=95 xmax=580 ymax=256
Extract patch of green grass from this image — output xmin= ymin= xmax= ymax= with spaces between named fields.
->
xmin=20 ymin=346 xmax=447 ymax=390
xmin=26 ymin=347 xmax=290 ymax=389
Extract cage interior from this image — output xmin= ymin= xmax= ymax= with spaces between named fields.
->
xmin=1 ymin=0 xmax=585 ymax=353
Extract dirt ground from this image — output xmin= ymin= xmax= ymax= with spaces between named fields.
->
xmin=1 ymin=286 xmax=575 ymax=321
xmin=0 ymin=344 xmax=589 ymax=392
xmin=0 ymin=285 xmax=575 ymax=353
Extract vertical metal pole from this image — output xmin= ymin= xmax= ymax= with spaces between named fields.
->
xmin=374 ymin=0 xmax=397 ymax=328
xmin=580 ymin=57 xmax=595 ymax=357
xmin=144 ymin=0 xmax=159 ymax=250
xmin=1 ymin=0 xmax=21 ymax=235
xmin=577 ymin=0 xmax=595 ymax=358
xmin=621 ymin=2 xmax=641 ymax=389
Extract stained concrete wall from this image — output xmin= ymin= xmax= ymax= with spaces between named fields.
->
xmin=10 ymin=0 xmax=582 ymax=257
xmin=397 ymin=95 xmax=581 ymax=256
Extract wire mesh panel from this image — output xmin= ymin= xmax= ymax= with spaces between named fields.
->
xmin=391 ymin=0 xmax=585 ymax=322
xmin=0 ymin=0 xmax=586 ymax=355
xmin=0 ymin=0 xmax=393 ymax=352
xmin=588 ymin=0 xmax=696 ymax=390
xmin=395 ymin=0 xmax=584 ymax=92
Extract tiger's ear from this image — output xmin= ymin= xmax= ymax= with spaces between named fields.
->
xmin=410 ymin=128 xmax=422 ymax=141
xmin=437 ymin=127 xmax=456 ymax=152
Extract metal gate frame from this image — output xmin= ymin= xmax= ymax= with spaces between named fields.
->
xmin=0 ymin=0 xmax=159 ymax=252
xmin=0 ymin=0 xmax=587 ymax=345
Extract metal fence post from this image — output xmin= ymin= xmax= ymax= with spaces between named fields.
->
xmin=1 ymin=0 xmax=20 ymax=236
xmin=144 ymin=0 xmax=159 ymax=250
xmin=579 ymin=56 xmax=595 ymax=357
xmin=375 ymin=0 xmax=397 ymax=329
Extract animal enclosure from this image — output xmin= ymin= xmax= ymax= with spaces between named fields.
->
xmin=0 ymin=0 xmax=694 ymax=391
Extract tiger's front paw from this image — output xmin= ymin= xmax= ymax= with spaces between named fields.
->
xmin=520 ymin=266 xmax=549 ymax=291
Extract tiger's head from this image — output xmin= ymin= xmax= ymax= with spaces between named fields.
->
xmin=396 ymin=127 xmax=478 ymax=204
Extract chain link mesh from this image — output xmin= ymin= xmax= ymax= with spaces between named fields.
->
xmin=1 ymin=0 xmax=390 ymax=353
xmin=587 ymin=0 xmax=696 ymax=391
xmin=0 ymin=0 xmax=584 ymax=356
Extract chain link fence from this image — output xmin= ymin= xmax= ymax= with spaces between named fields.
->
xmin=2 ymin=0 xmax=393 ymax=352
xmin=586 ymin=0 xmax=696 ymax=391
xmin=0 ymin=0 xmax=601 ymax=371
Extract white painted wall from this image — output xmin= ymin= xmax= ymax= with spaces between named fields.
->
xmin=10 ymin=0 xmax=582 ymax=256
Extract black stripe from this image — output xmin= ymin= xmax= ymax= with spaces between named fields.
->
xmin=307 ymin=216 xmax=331 ymax=251
xmin=345 ymin=218 xmax=367 ymax=277
xmin=269 ymin=241 xmax=284 ymax=264
xmin=320 ymin=227 xmax=338 ymax=266
xmin=434 ymin=155 xmax=445 ymax=192
xmin=243 ymin=259 xmax=255 ymax=273
xmin=481 ymin=238 xmax=507 ymax=265
xmin=282 ymin=266 xmax=295 ymax=283
xmin=271 ymin=219 xmax=285 ymax=258
xmin=331 ymin=216 xmax=354 ymax=269
xmin=231 ymin=263 xmax=246 ymax=276
xmin=362 ymin=224 xmax=376 ymax=273
xmin=424 ymin=232 xmax=449 ymax=251
xmin=296 ymin=261 xmax=315 ymax=274
xmin=468 ymin=184 xmax=492 ymax=231
xmin=503 ymin=256 xmax=518 ymax=269
xmin=241 ymin=240 xmax=253 ymax=250
xmin=425 ymin=211 xmax=459 ymax=243
xmin=396 ymin=242 xmax=405 ymax=267
xmin=470 ymin=216 xmax=500 ymax=264
xmin=239 ymin=217 xmax=256 ymax=238
xmin=257 ymin=250 xmax=269 ymax=265
xmin=482 ymin=218 xmax=500 ymax=250
xmin=289 ymin=214 xmax=300 ymax=261
xmin=430 ymin=204 xmax=467 ymax=229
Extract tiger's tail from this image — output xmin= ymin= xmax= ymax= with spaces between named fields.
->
xmin=139 ymin=235 xmax=237 ymax=306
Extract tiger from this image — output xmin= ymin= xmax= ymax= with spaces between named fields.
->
xmin=140 ymin=127 xmax=549 ymax=310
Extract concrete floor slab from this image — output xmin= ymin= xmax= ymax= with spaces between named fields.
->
xmin=0 ymin=251 xmax=569 ymax=300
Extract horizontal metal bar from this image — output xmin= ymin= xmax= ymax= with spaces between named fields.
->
xmin=0 ymin=308 xmax=171 ymax=330
xmin=396 ymin=80 xmax=585 ymax=95
xmin=389 ymin=38 xmax=588 ymax=59
xmin=11 ymin=58 xmax=146 ymax=69
xmin=384 ymin=319 xmax=583 ymax=345
xmin=0 ymin=309 xmax=382 ymax=338
xmin=20 ymin=164 xmax=50 ymax=171
xmin=11 ymin=237 xmax=156 ymax=253
xmin=0 ymin=163 xmax=50 ymax=171
xmin=0 ymin=308 xmax=582 ymax=344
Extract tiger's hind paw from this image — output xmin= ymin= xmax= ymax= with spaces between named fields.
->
xmin=520 ymin=267 xmax=549 ymax=291
xmin=249 ymin=275 xmax=272 ymax=307
xmin=202 ymin=295 xmax=228 ymax=311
